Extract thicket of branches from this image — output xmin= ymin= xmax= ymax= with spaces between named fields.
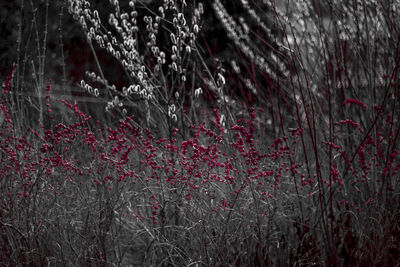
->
xmin=0 ymin=0 xmax=399 ymax=266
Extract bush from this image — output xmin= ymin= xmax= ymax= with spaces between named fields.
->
xmin=0 ymin=0 xmax=399 ymax=266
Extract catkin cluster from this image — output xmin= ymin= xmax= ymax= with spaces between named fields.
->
xmin=67 ymin=0 xmax=206 ymax=126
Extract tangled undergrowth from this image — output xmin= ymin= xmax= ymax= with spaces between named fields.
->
xmin=1 ymin=0 xmax=400 ymax=266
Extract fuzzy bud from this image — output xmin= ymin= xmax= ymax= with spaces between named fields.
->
xmin=170 ymin=33 xmax=177 ymax=44
xmin=193 ymin=24 xmax=199 ymax=34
